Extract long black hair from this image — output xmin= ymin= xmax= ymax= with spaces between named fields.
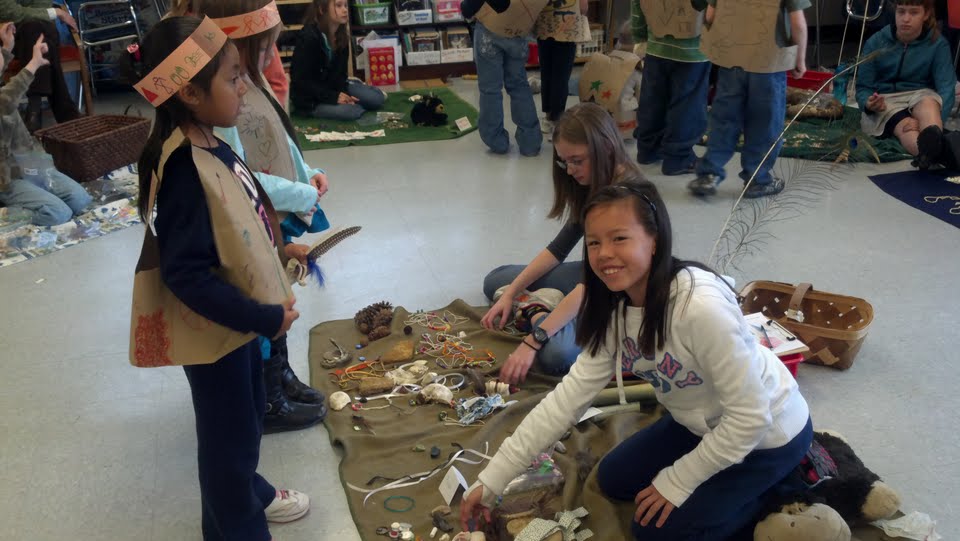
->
xmin=575 ymin=176 xmax=732 ymax=357
xmin=136 ymin=16 xmax=229 ymax=220
xmin=194 ymin=0 xmax=301 ymax=152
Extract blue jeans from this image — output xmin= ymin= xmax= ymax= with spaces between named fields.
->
xmin=635 ymin=56 xmax=710 ymax=173
xmin=483 ymin=262 xmax=582 ymax=375
xmin=697 ymin=68 xmax=787 ymax=185
xmin=0 ymin=172 xmax=92 ymax=226
xmin=474 ymin=23 xmax=542 ymax=156
xmin=597 ymin=415 xmax=813 ymax=541
xmin=310 ymin=81 xmax=386 ymax=121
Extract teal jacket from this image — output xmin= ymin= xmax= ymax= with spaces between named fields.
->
xmin=856 ymin=24 xmax=956 ymax=123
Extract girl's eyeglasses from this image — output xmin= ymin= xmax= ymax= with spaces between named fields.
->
xmin=556 ymin=157 xmax=587 ymax=170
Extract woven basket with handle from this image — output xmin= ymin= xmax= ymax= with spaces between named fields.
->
xmin=35 ymin=115 xmax=151 ymax=183
xmin=738 ymin=281 xmax=874 ymax=370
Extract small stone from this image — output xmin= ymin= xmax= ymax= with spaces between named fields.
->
xmin=355 ymin=344 xmax=363 ymax=349
xmin=412 ymin=444 xmax=426 ymax=452
xmin=359 ymin=356 xmax=366 ymax=361
xmin=404 ymin=325 xmax=413 ymax=335
xmin=430 ymin=446 xmax=441 ymax=458
xmin=438 ymin=411 xmax=447 ymax=421
xmin=353 ymin=425 xmax=361 ymax=431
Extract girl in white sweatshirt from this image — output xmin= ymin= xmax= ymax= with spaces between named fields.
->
xmin=460 ymin=178 xmax=813 ymax=540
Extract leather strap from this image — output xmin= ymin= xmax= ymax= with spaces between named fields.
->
xmin=786 ymin=283 xmax=813 ymax=322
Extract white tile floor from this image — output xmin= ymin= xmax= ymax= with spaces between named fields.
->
xmin=1 ymin=78 xmax=958 ymax=540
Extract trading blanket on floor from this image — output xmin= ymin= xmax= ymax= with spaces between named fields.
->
xmin=307 ymin=299 xmax=893 ymax=541
xmin=292 ymin=87 xmax=478 ymax=151
xmin=869 ymin=169 xmax=960 ymax=229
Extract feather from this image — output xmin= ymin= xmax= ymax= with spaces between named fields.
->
xmin=307 ymin=225 xmax=362 ymax=261
xmin=708 ymin=46 xmax=895 ymax=273
xmin=308 ymin=259 xmax=325 ymax=286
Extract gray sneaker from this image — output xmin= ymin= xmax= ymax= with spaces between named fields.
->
xmin=688 ymin=174 xmax=718 ymax=196
xmin=743 ymin=177 xmax=785 ymax=199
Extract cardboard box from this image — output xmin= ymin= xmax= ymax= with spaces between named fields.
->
xmin=405 ymin=50 xmax=442 ymax=65
xmin=353 ymin=2 xmax=392 ymax=25
xmin=367 ymin=46 xmax=398 ymax=86
xmin=441 ymin=26 xmax=473 ymax=63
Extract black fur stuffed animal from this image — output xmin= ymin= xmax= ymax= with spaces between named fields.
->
xmin=753 ymin=431 xmax=901 ymax=541
xmin=411 ymin=94 xmax=448 ymax=127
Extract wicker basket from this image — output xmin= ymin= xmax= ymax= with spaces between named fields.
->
xmin=35 ymin=115 xmax=151 ymax=183
xmin=739 ymin=281 xmax=874 ymax=370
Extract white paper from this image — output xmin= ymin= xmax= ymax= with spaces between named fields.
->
xmin=871 ymin=512 xmax=941 ymax=541
xmin=455 ymin=116 xmax=472 ymax=131
xmin=438 ymin=466 xmax=467 ymax=505
xmin=577 ymin=407 xmax=603 ymax=424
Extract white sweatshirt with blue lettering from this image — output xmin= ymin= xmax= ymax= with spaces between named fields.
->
xmin=476 ymin=267 xmax=810 ymax=507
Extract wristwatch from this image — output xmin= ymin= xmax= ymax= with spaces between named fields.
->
xmin=532 ymin=327 xmax=550 ymax=346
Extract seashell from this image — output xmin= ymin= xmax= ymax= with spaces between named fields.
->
xmin=418 ymin=383 xmax=453 ymax=405
xmin=329 ymin=391 xmax=351 ymax=411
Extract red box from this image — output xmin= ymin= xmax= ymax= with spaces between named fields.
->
xmin=778 ymin=353 xmax=805 ymax=378
xmin=366 ymin=46 xmax=397 ymax=86
xmin=787 ymin=70 xmax=832 ymax=92
xmin=527 ymin=41 xmax=538 ymax=66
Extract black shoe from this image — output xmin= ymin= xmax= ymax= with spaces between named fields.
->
xmin=264 ymin=355 xmax=326 ymax=434
xmin=743 ymin=177 xmax=785 ymax=199
xmin=688 ymin=174 xmax=718 ymax=196
xmin=915 ymin=125 xmax=944 ymax=171
xmin=281 ymin=359 xmax=325 ymax=405
xmin=662 ymin=160 xmax=697 ymax=176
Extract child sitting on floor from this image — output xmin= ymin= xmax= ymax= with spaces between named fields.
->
xmin=0 ymin=24 xmax=90 ymax=226
xmin=290 ymin=0 xmax=386 ymax=120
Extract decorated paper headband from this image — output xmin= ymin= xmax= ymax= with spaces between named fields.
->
xmin=213 ymin=1 xmax=282 ymax=38
xmin=134 ymin=17 xmax=228 ymax=107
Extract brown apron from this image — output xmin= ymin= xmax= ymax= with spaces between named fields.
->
xmin=700 ymin=0 xmax=796 ymax=73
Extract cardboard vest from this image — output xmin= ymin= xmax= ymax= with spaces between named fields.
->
xmin=638 ymin=0 xmax=703 ymax=39
xmin=129 ymin=130 xmax=291 ymax=367
xmin=700 ymin=0 xmax=796 ymax=73
xmin=475 ymin=0 xmax=549 ymax=38
xmin=579 ymin=50 xmax=642 ymax=137
xmin=534 ymin=0 xmax=590 ymax=42
xmin=237 ymin=76 xmax=300 ymax=224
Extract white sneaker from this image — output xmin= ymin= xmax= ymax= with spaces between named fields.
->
xmin=493 ymin=286 xmax=564 ymax=312
xmin=540 ymin=117 xmax=555 ymax=135
xmin=264 ymin=489 xmax=310 ymax=523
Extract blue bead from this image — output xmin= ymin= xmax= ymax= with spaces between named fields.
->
xmin=356 ymin=344 xmax=363 ymax=349
xmin=359 ymin=356 xmax=366 ymax=361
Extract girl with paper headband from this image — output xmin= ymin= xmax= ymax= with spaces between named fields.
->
xmin=131 ymin=16 xmax=310 ymax=539
xmin=191 ymin=0 xmax=336 ymax=435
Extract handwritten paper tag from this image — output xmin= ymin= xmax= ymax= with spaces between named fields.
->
xmin=455 ymin=116 xmax=472 ymax=131
xmin=439 ymin=466 xmax=468 ymax=505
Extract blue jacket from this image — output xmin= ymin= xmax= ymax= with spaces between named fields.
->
xmin=856 ymin=25 xmax=956 ymax=123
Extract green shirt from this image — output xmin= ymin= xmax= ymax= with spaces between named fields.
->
xmin=631 ymin=0 xmax=709 ymax=63
xmin=707 ymin=0 xmax=811 ymax=48
xmin=0 ymin=0 xmax=56 ymax=24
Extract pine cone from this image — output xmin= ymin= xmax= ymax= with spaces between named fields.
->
xmin=368 ymin=325 xmax=391 ymax=341
xmin=354 ymin=301 xmax=393 ymax=333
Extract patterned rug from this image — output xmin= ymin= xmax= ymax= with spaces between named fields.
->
xmin=0 ymin=165 xmax=141 ymax=268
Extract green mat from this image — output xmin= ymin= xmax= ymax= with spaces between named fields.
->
xmin=292 ymin=87 xmax=478 ymax=151
xmin=779 ymin=106 xmax=912 ymax=163
xmin=701 ymin=106 xmax=913 ymax=163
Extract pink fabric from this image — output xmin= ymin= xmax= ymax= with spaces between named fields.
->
xmin=263 ymin=44 xmax=289 ymax=110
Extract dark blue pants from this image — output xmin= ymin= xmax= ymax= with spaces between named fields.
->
xmin=596 ymin=415 xmax=813 ymax=541
xmin=635 ymin=56 xmax=710 ymax=173
xmin=697 ymin=68 xmax=787 ymax=185
xmin=183 ymin=341 xmax=276 ymax=541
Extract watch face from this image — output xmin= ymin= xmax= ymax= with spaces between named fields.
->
xmin=534 ymin=327 xmax=548 ymax=344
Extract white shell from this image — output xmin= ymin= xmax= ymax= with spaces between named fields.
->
xmin=419 ymin=383 xmax=454 ymax=404
xmin=329 ymin=391 xmax=351 ymax=411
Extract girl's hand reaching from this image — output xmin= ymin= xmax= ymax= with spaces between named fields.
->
xmin=500 ymin=342 xmax=537 ymax=384
xmin=634 ymin=484 xmax=675 ymax=529
xmin=481 ymin=293 xmax=514 ymax=330
xmin=459 ymin=485 xmax=492 ymax=532
xmin=25 ymin=35 xmax=50 ymax=75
